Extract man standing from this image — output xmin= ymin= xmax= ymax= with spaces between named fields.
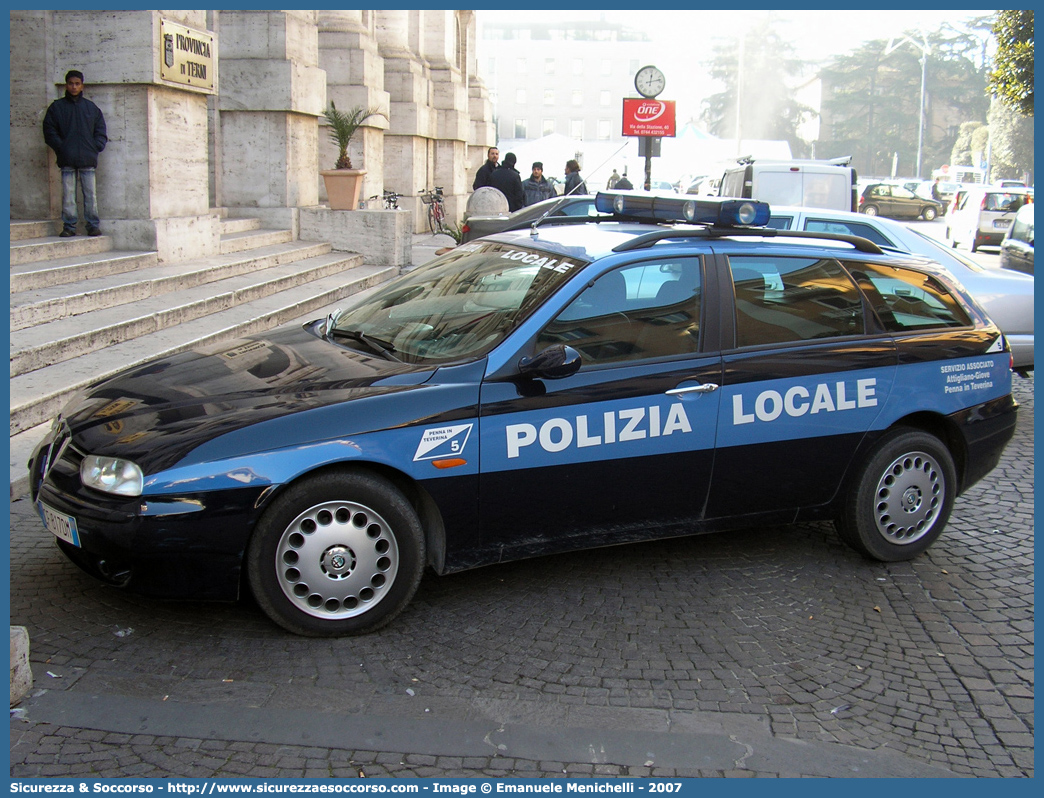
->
xmin=472 ymin=146 xmax=499 ymax=191
xmin=43 ymin=70 xmax=108 ymax=237
xmin=489 ymin=151 xmax=525 ymax=212
xmin=563 ymin=159 xmax=588 ymax=196
xmin=522 ymin=161 xmax=555 ymax=207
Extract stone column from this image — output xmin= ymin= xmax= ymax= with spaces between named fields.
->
xmin=318 ymin=11 xmax=390 ymax=205
xmin=217 ymin=10 xmax=326 ymax=235
xmin=12 ymin=10 xmax=220 ymax=262
xmin=9 ymin=12 xmax=59 ymax=221
xmin=415 ymin=11 xmax=471 ymax=226
xmin=377 ymin=9 xmax=437 ymax=233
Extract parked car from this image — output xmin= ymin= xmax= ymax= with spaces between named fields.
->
xmin=999 ymin=203 xmax=1034 ymax=275
xmin=460 ymin=194 xmax=604 ymax=243
xmin=767 ymin=205 xmax=1033 ymax=373
xmin=719 ymin=157 xmax=858 ymax=212
xmin=30 ymin=193 xmax=1017 ymax=636
xmin=858 ymin=183 xmax=944 ymax=221
xmin=948 ymin=186 xmax=1033 ymax=252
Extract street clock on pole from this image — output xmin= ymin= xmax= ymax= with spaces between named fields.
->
xmin=634 ymin=65 xmax=665 ymax=98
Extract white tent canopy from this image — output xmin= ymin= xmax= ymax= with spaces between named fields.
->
xmin=494 ymin=127 xmax=792 ymax=191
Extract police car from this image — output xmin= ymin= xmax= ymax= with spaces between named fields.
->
xmin=30 ymin=193 xmax=1018 ymax=637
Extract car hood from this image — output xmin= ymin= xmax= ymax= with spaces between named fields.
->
xmin=61 ymin=324 xmax=442 ymax=470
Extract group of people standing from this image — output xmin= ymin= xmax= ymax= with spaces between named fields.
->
xmin=473 ymin=147 xmax=588 ymax=212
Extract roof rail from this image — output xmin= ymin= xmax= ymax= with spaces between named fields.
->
xmin=611 ymin=227 xmax=884 ymax=254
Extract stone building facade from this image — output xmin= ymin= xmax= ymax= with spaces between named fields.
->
xmin=9 ymin=10 xmax=495 ymax=263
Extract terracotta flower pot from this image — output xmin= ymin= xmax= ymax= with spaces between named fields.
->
xmin=321 ymin=168 xmax=367 ymax=210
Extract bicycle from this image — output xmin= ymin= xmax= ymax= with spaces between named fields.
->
xmin=364 ymin=190 xmax=400 ymax=210
xmin=421 ymin=186 xmax=447 ymax=234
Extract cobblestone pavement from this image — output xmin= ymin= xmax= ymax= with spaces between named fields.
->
xmin=10 ymin=377 xmax=1034 ymax=779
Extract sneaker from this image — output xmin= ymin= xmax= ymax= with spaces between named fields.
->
xmin=87 ymin=227 xmax=102 ymax=237
xmin=59 ymin=229 xmax=76 ymax=237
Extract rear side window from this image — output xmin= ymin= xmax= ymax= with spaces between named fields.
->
xmin=850 ymin=263 xmax=972 ymax=331
xmin=729 ymin=256 xmax=866 ymax=347
xmin=803 ymin=218 xmax=895 ymax=248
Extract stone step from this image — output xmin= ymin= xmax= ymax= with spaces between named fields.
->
xmin=10 ymin=252 xmax=365 ymax=377
xmin=10 ymin=220 xmax=57 ymax=241
xmin=10 ymin=234 xmax=113 ymax=266
xmin=11 ymin=249 xmax=159 ymax=293
xmin=220 ymin=217 xmax=263 ymax=235
xmin=9 ymin=262 xmax=397 ymax=439
xmin=11 ymin=421 xmax=50 ymax=500
xmin=10 ymin=240 xmax=333 ymax=331
xmin=220 ymin=228 xmax=295 ymax=255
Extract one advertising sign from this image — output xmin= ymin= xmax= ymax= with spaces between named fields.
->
xmin=622 ymin=98 xmax=676 ymax=137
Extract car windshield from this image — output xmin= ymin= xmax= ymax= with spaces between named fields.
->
xmin=328 ymin=241 xmax=588 ymax=364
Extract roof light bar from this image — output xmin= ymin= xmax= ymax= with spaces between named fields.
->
xmin=595 ymin=192 xmax=770 ymax=227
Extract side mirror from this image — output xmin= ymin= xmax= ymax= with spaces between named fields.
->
xmin=518 ymin=344 xmax=582 ymax=380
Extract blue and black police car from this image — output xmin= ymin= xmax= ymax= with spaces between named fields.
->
xmin=30 ymin=193 xmax=1018 ymax=636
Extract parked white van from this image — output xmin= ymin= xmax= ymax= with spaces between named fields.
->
xmin=719 ymin=157 xmax=858 ymax=212
xmin=948 ymin=185 xmax=1033 ymax=252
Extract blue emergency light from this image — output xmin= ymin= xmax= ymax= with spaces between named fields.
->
xmin=594 ymin=192 xmax=770 ymax=227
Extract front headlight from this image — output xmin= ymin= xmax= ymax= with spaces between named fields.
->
xmin=80 ymin=455 xmax=144 ymax=497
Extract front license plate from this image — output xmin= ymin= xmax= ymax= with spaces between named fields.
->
xmin=994 ymin=219 xmax=1011 ymax=229
xmin=38 ymin=502 xmax=81 ymax=547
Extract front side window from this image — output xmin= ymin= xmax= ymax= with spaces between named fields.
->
xmin=331 ymin=242 xmax=587 ymax=364
xmin=536 ymin=258 xmax=703 ymax=365
xmin=852 ymin=262 xmax=972 ymax=331
xmin=730 ymin=256 xmax=866 ymax=347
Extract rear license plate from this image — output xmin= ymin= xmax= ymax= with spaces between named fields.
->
xmin=995 ymin=219 xmax=1012 ymax=229
xmin=38 ymin=502 xmax=81 ymax=547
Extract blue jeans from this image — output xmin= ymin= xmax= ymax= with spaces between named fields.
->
xmin=61 ymin=167 xmax=100 ymax=231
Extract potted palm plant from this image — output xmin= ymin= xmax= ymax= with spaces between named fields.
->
xmin=321 ymin=102 xmax=385 ymax=210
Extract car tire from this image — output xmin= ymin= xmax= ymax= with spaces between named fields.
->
xmin=862 ymin=205 xmax=879 ymax=216
xmin=836 ymin=428 xmax=956 ymax=562
xmin=246 ymin=470 xmax=425 ymax=637
xmin=923 ymin=206 xmax=937 ymax=221
xmin=970 ymin=240 xmax=978 ymax=253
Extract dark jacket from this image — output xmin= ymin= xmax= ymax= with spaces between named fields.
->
xmin=522 ymin=175 xmax=555 ymax=207
xmin=43 ymin=92 xmax=108 ymax=169
xmin=473 ymin=160 xmax=498 ymax=191
xmin=489 ymin=164 xmax=525 ymax=212
xmin=564 ymin=171 xmax=588 ymax=196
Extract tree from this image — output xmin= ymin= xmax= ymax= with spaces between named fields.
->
xmin=950 ymin=121 xmax=984 ymax=166
xmin=989 ymin=10 xmax=1033 ymax=116
xmin=818 ymin=22 xmax=990 ymax=177
xmin=700 ymin=16 xmax=815 ymax=157
xmin=987 ymin=100 xmax=1034 ymax=182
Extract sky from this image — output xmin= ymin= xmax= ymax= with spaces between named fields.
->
xmin=477 ymin=9 xmax=996 ymax=63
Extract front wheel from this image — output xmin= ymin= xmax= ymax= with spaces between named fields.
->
xmin=836 ymin=428 xmax=956 ymax=562
xmin=862 ymin=205 xmax=879 ymax=216
xmin=922 ymin=206 xmax=937 ymax=221
xmin=427 ymin=202 xmax=440 ymax=235
xmin=247 ymin=471 xmax=425 ymax=636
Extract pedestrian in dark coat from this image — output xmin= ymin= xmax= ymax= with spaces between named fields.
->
xmin=563 ymin=159 xmax=588 ymax=195
xmin=489 ymin=152 xmax=525 ymax=212
xmin=43 ymin=70 xmax=107 ymax=236
xmin=522 ymin=162 xmax=556 ymax=207
xmin=472 ymin=146 xmax=500 ymax=190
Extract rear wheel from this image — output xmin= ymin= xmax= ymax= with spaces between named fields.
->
xmin=247 ymin=471 xmax=425 ymax=636
xmin=862 ymin=205 xmax=879 ymax=216
xmin=836 ymin=428 xmax=956 ymax=562
xmin=922 ymin=206 xmax=937 ymax=221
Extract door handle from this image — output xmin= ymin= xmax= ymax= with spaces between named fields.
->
xmin=666 ymin=383 xmax=719 ymax=396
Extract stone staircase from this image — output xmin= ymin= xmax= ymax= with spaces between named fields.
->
xmin=9 ymin=214 xmax=398 ymax=498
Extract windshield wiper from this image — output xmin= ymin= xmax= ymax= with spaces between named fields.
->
xmin=328 ymin=328 xmax=402 ymax=362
